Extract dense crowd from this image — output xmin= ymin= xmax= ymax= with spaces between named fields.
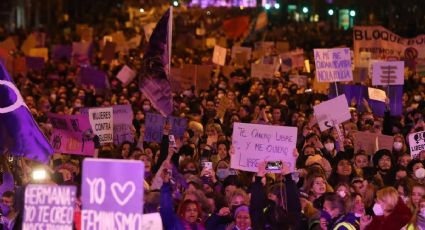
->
xmin=0 ymin=6 xmax=425 ymax=230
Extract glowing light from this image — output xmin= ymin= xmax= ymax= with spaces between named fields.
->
xmin=173 ymin=1 xmax=179 ymax=7
xmin=274 ymin=3 xmax=280 ymax=9
xmin=350 ymin=10 xmax=356 ymax=17
xmin=302 ymin=7 xmax=309 ymax=13
xmin=265 ymin=3 xmax=271 ymax=10
xmin=328 ymin=9 xmax=334 ymax=15
xmin=139 ymin=8 xmax=144 ymax=13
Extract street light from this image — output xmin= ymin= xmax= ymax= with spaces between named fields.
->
xmin=173 ymin=1 xmax=179 ymax=7
xmin=349 ymin=10 xmax=356 ymax=17
xmin=302 ymin=7 xmax=309 ymax=14
xmin=328 ymin=9 xmax=334 ymax=16
xmin=139 ymin=8 xmax=145 ymax=13
xmin=265 ymin=3 xmax=271 ymax=10
xmin=274 ymin=3 xmax=280 ymax=9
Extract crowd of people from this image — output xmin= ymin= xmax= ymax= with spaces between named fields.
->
xmin=0 ymin=4 xmax=425 ymax=230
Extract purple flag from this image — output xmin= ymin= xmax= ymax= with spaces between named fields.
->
xmin=0 ymin=62 xmax=53 ymax=163
xmin=81 ymin=159 xmax=144 ymax=229
xmin=79 ymin=65 xmax=109 ymax=89
xmin=139 ymin=8 xmax=174 ymax=116
xmin=25 ymin=56 xmax=45 ymax=71
xmin=52 ymin=44 xmax=72 ymax=61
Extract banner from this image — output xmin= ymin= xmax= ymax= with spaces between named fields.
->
xmin=314 ymin=94 xmax=351 ymax=131
xmin=23 ymin=185 xmax=76 ymax=230
xmin=144 ymin=113 xmax=187 ymax=143
xmin=371 ymin=61 xmax=404 ymax=85
xmin=81 ymin=159 xmax=144 ymax=230
xmin=231 ymin=123 xmax=297 ymax=172
xmin=352 ymin=131 xmax=393 ymax=155
xmin=314 ymin=48 xmax=353 ymax=82
xmin=48 ymin=113 xmax=95 ymax=156
xmin=353 ymin=26 xmax=425 ymax=66
xmin=88 ymin=107 xmax=114 ymax=145
xmin=409 ymin=131 xmax=425 ymax=159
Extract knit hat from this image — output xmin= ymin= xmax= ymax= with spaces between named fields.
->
xmin=234 ymin=205 xmax=249 ymax=218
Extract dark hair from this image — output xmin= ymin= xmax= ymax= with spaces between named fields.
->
xmin=177 ymin=199 xmax=202 ymax=220
xmin=323 ymin=192 xmax=346 ymax=215
xmin=1 ymin=191 xmax=14 ymax=198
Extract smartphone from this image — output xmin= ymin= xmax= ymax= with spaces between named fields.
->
xmin=203 ymin=162 xmax=213 ymax=170
xmin=169 ymin=135 xmax=177 ymax=148
xmin=265 ymin=161 xmax=282 ymax=170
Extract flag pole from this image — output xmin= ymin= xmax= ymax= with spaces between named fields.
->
xmin=168 ymin=6 xmax=173 ymax=77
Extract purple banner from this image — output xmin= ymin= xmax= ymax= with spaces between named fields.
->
xmin=79 ymin=66 xmax=109 ymax=89
xmin=144 ymin=112 xmax=187 ymax=142
xmin=23 ymin=185 xmax=76 ymax=229
xmin=48 ymin=113 xmax=95 ymax=156
xmin=81 ymin=159 xmax=144 ymax=230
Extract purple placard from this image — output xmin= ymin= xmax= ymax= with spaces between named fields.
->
xmin=112 ymin=105 xmax=134 ymax=145
xmin=48 ymin=113 xmax=95 ymax=156
xmin=52 ymin=45 xmax=72 ymax=61
xmin=25 ymin=56 xmax=45 ymax=71
xmin=81 ymin=159 xmax=144 ymax=230
xmin=79 ymin=66 xmax=109 ymax=89
xmin=144 ymin=112 xmax=188 ymax=142
xmin=23 ymin=185 xmax=76 ymax=229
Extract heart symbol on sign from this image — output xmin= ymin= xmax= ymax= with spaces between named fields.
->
xmin=111 ymin=182 xmax=136 ymax=206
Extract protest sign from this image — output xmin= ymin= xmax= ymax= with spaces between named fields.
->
xmin=72 ymin=42 xmax=91 ymax=64
xmin=52 ymin=45 xmax=72 ymax=61
xmin=102 ymin=41 xmax=116 ymax=62
xmin=144 ymin=113 xmax=188 ymax=143
xmin=304 ymin=59 xmax=311 ymax=73
xmin=409 ymin=131 xmax=425 ymax=159
xmin=352 ymin=131 xmax=394 ymax=155
xmin=127 ymin=35 xmax=142 ymax=49
xmin=289 ymin=75 xmax=308 ymax=88
xmin=111 ymin=31 xmax=127 ymax=52
xmin=222 ymin=65 xmax=236 ymax=78
xmin=48 ymin=113 xmax=95 ymax=156
xmin=314 ymin=48 xmax=353 ymax=82
xmin=195 ymin=65 xmax=213 ymax=91
xmin=23 ymin=185 xmax=76 ymax=230
xmin=21 ymin=34 xmax=37 ymax=56
xmin=368 ymin=87 xmax=387 ymax=102
xmin=280 ymin=53 xmax=292 ymax=72
xmin=255 ymin=41 xmax=275 ymax=56
xmin=170 ymin=67 xmax=184 ymax=92
xmin=231 ymin=46 xmax=252 ymax=61
xmin=206 ymin=37 xmax=216 ymax=48
xmin=231 ymin=123 xmax=297 ymax=172
xmin=251 ymin=63 xmax=276 ymax=79
xmin=25 ymin=57 xmax=45 ymax=71
xmin=141 ymin=213 xmax=163 ymax=230
xmin=79 ymin=66 xmax=109 ymax=89
xmin=29 ymin=48 xmax=49 ymax=62
xmin=143 ymin=23 xmax=156 ymax=41
xmin=314 ymin=94 xmax=351 ymax=131
xmin=0 ymin=37 xmax=17 ymax=53
xmin=353 ymin=67 xmax=368 ymax=83
xmin=112 ymin=105 xmax=134 ymax=145
xmin=371 ymin=61 xmax=404 ymax=86
xmin=116 ymin=65 xmax=136 ymax=87
xmin=88 ymin=107 xmax=113 ymax=145
xmin=276 ymin=41 xmax=290 ymax=53
xmin=81 ymin=159 xmax=144 ymax=230
xmin=212 ymin=45 xmax=227 ymax=66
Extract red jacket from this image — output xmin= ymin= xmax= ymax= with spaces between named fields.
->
xmin=365 ymin=197 xmax=412 ymax=230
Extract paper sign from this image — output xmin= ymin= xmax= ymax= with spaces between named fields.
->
xmin=88 ymin=107 xmax=114 ymax=145
xmin=289 ymin=75 xmax=308 ymax=88
xmin=79 ymin=66 xmax=109 ymax=89
xmin=372 ymin=61 xmax=404 ymax=85
xmin=409 ymin=131 xmax=425 ymax=159
xmin=314 ymin=94 xmax=351 ymax=131
xmin=144 ymin=113 xmax=188 ymax=143
xmin=116 ymin=65 xmax=136 ymax=87
xmin=48 ymin=113 xmax=95 ymax=156
xmin=112 ymin=105 xmax=134 ymax=145
xmin=231 ymin=46 xmax=252 ymax=60
xmin=314 ymin=48 xmax=353 ymax=82
xmin=231 ymin=123 xmax=298 ymax=172
xmin=81 ymin=159 xmax=144 ymax=230
xmin=23 ymin=185 xmax=76 ymax=230
xmin=251 ymin=63 xmax=276 ymax=79
xmin=368 ymin=87 xmax=386 ymax=102
xmin=141 ymin=213 xmax=163 ymax=230
xmin=212 ymin=45 xmax=227 ymax=66
xmin=352 ymin=131 xmax=394 ymax=155
xmin=25 ymin=56 xmax=45 ymax=71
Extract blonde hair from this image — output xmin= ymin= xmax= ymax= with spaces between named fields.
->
xmin=228 ymin=188 xmax=249 ymax=206
xmin=376 ymin=187 xmax=399 ymax=212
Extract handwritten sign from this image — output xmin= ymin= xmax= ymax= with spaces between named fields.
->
xmin=372 ymin=61 xmax=404 ymax=86
xmin=48 ymin=113 xmax=95 ymax=156
xmin=409 ymin=131 xmax=425 ymax=159
xmin=141 ymin=213 xmax=163 ymax=230
xmin=251 ymin=63 xmax=276 ymax=79
xmin=88 ymin=107 xmax=114 ymax=145
xmin=112 ymin=105 xmax=134 ymax=145
xmin=231 ymin=46 xmax=251 ymax=60
xmin=314 ymin=48 xmax=353 ymax=82
xmin=368 ymin=87 xmax=387 ymax=102
xmin=81 ymin=159 xmax=144 ymax=230
xmin=289 ymin=75 xmax=308 ymax=88
xmin=144 ymin=113 xmax=187 ymax=143
xmin=314 ymin=94 xmax=351 ymax=131
xmin=116 ymin=65 xmax=136 ymax=87
xmin=212 ymin=45 xmax=227 ymax=66
xmin=23 ymin=185 xmax=76 ymax=230
xmin=352 ymin=131 xmax=393 ymax=155
xmin=231 ymin=123 xmax=297 ymax=172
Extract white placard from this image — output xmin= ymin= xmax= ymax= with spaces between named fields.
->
xmin=372 ymin=61 xmax=404 ymax=85
xmin=117 ymin=65 xmax=136 ymax=87
xmin=141 ymin=213 xmax=163 ymax=230
xmin=212 ymin=45 xmax=227 ymax=66
xmin=368 ymin=87 xmax=387 ymax=102
xmin=231 ymin=123 xmax=297 ymax=172
xmin=88 ymin=107 xmax=114 ymax=144
xmin=314 ymin=94 xmax=351 ymax=131
xmin=314 ymin=48 xmax=353 ymax=82
xmin=409 ymin=131 xmax=425 ymax=159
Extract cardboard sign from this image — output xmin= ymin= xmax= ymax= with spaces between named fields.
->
xmin=144 ymin=113 xmax=187 ymax=143
xmin=289 ymin=75 xmax=308 ymax=88
xmin=372 ymin=61 xmax=404 ymax=85
xmin=116 ymin=65 xmax=136 ymax=87
xmin=409 ymin=131 xmax=425 ymax=159
xmin=212 ymin=45 xmax=227 ymax=66
xmin=195 ymin=65 xmax=213 ymax=91
xmin=29 ymin=48 xmax=49 ymax=62
xmin=23 ymin=185 xmax=76 ymax=230
xmin=231 ymin=123 xmax=298 ymax=172
xmin=231 ymin=46 xmax=252 ymax=61
xmin=81 ymin=159 xmax=144 ymax=230
xmin=112 ymin=105 xmax=134 ymax=145
xmin=48 ymin=113 xmax=95 ymax=156
xmin=352 ymin=131 xmax=394 ymax=155
xmin=368 ymin=87 xmax=387 ymax=102
xmin=88 ymin=107 xmax=114 ymax=145
xmin=314 ymin=48 xmax=353 ymax=82
xmin=314 ymin=94 xmax=351 ymax=131
xmin=251 ymin=63 xmax=276 ymax=79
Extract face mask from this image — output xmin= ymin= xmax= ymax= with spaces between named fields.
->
xmin=324 ymin=143 xmax=335 ymax=152
xmin=216 ymin=168 xmax=230 ymax=180
xmin=372 ymin=203 xmax=384 ymax=216
xmin=414 ymin=95 xmax=422 ymax=102
xmin=354 ymin=212 xmax=363 ymax=218
xmin=415 ymin=168 xmax=425 ymax=179
xmin=393 ymin=142 xmax=403 ymax=151
xmin=142 ymin=105 xmax=151 ymax=111
xmin=337 ymin=190 xmax=347 ymax=198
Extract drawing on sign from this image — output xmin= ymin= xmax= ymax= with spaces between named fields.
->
xmin=413 ymin=132 xmax=425 ymax=144
xmin=380 ymin=65 xmax=398 ymax=85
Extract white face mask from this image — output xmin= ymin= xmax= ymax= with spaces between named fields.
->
xmin=337 ymin=190 xmax=347 ymax=198
xmin=142 ymin=105 xmax=151 ymax=111
xmin=373 ymin=203 xmax=384 ymax=216
xmin=393 ymin=142 xmax=403 ymax=151
xmin=354 ymin=212 xmax=363 ymax=218
xmin=415 ymin=168 xmax=425 ymax=179
xmin=324 ymin=143 xmax=335 ymax=152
